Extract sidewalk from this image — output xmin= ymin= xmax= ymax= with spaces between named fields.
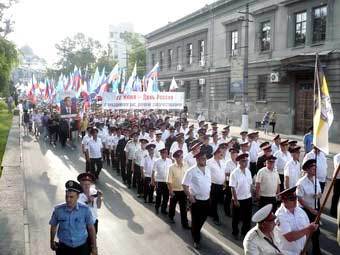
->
xmin=0 ymin=116 xmax=26 ymax=255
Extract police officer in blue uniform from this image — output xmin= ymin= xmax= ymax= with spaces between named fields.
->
xmin=49 ymin=180 xmax=97 ymax=255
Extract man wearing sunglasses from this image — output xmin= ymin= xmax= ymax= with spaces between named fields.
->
xmin=274 ymin=186 xmax=318 ymax=255
xmin=243 ymin=204 xmax=282 ymax=254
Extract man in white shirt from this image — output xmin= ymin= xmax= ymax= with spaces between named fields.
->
xmin=331 ymin=153 xmax=340 ymax=217
xmin=274 ymin=139 xmax=292 ymax=191
xmin=296 ymin=159 xmax=322 ymax=254
xmin=142 ymin=143 xmax=156 ymax=203
xmin=274 ymin=186 xmax=318 ymax=255
xmin=82 ymin=127 xmax=92 ymax=173
xmin=133 ymin=138 xmax=149 ymax=197
xmin=86 ymin=128 xmax=103 ymax=180
xmin=229 ymin=153 xmax=253 ymax=239
xmin=271 ymin=134 xmax=281 ymax=155
xmin=224 ymin=148 xmax=238 ymax=217
xmin=184 ymin=141 xmax=202 ymax=167
xmin=303 ymin=146 xmax=328 ymax=193
xmin=255 ymin=155 xmax=281 ymax=211
xmin=284 ymin=146 xmax=301 ymax=189
xmin=207 ymin=146 xmax=226 ymax=225
xmin=112 ymin=127 xmax=124 ymax=173
xmin=182 ymin=151 xmax=211 ymax=249
xmin=170 ymin=133 xmax=188 ymax=159
xmin=209 ymin=132 xmax=219 ymax=153
xmin=248 ymin=132 xmax=261 ymax=177
xmin=124 ymin=132 xmax=141 ymax=189
xmin=154 ymin=130 xmax=165 ymax=158
xmin=152 ymin=148 xmax=172 ymax=214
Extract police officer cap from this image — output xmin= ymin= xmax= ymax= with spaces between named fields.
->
xmin=146 ymin=143 xmax=156 ymax=150
xmin=189 ymin=124 xmax=194 ymax=128
xmin=190 ymin=141 xmax=202 ymax=151
xmin=211 ymin=131 xmax=218 ymax=137
xmin=211 ymin=122 xmax=218 ymax=126
xmin=236 ymin=153 xmax=249 ymax=161
xmin=288 ymin=140 xmax=298 ymax=145
xmin=198 ymin=120 xmax=205 ymax=124
xmin=77 ymin=173 xmax=95 ymax=183
xmin=273 ymin=134 xmax=280 ymax=140
xmin=280 ymin=139 xmax=289 ymax=145
xmin=277 ymin=186 xmax=297 ymax=198
xmin=173 ymin=149 xmax=183 ymax=158
xmin=223 ymin=125 xmax=230 ymax=130
xmin=260 ymin=141 xmax=270 ymax=148
xmin=289 ymin=146 xmax=301 ymax=153
xmin=247 ymin=131 xmax=258 ymax=137
xmin=169 ymin=126 xmax=176 ymax=131
xmin=252 ymin=204 xmax=273 ymax=223
xmin=159 ymin=147 xmax=168 ymax=153
xmin=194 ymin=151 xmax=206 ymax=159
xmin=213 ymin=146 xmax=222 ymax=155
xmin=155 ymin=130 xmax=163 ymax=135
xmin=197 ymin=128 xmax=206 ymax=134
xmin=90 ymin=127 xmax=99 ymax=134
xmin=265 ymin=155 xmax=277 ymax=161
xmin=65 ymin=180 xmax=82 ymax=193
xmin=302 ymin=159 xmax=316 ymax=170
xmin=176 ymin=133 xmax=184 ymax=138
xmin=240 ymin=141 xmax=249 ymax=146
xmin=139 ymin=138 xmax=149 ymax=143
xmin=229 ymin=148 xmax=239 ymax=153
xmin=240 ymin=130 xmax=248 ymax=135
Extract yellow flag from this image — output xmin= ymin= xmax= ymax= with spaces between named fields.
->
xmin=313 ymin=54 xmax=333 ymax=155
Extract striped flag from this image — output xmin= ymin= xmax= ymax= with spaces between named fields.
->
xmin=313 ymin=54 xmax=334 ymax=155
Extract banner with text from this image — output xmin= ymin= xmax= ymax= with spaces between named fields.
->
xmin=102 ymin=92 xmax=185 ymax=110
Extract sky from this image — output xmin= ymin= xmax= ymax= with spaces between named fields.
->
xmin=7 ymin=0 xmax=216 ymax=65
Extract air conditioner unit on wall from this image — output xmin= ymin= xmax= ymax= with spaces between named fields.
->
xmin=270 ymin=72 xmax=279 ymax=83
xmin=180 ymin=80 xmax=185 ymax=86
xmin=176 ymin=64 xmax=183 ymax=71
xmin=199 ymin=60 xmax=205 ymax=67
xmin=199 ymin=78 xmax=205 ymax=85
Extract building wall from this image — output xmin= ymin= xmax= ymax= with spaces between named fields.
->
xmin=146 ymin=0 xmax=340 ymax=141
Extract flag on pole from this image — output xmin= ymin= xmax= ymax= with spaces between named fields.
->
xmin=169 ymin=77 xmax=178 ymax=91
xmin=145 ymin=63 xmax=160 ymax=92
xmin=313 ymin=54 xmax=334 ymax=155
xmin=125 ymin=62 xmax=137 ymax=93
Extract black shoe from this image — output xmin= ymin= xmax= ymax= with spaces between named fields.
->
xmin=161 ymin=210 xmax=168 ymax=215
xmin=193 ymin=242 xmax=200 ymax=250
xmin=127 ymin=184 xmax=131 ymax=189
xmin=155 ymin=208 xmax=159 ymax=214
xmin=213 ymin=219 xmax=221 ymax=226
xmin=169 ymin=218 xmax=175 ymax=224
xmin=232 ymin=233 xmax=239 ymax=240
xmin=144 ymin=200 xmax=147 ymax=203
xmin=137 ymin=194 xmax=141 ymax=198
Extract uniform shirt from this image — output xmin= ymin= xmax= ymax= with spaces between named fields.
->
xmin=153 ymin=158 xmax=172 ymax=182
xmin=124 ymin=141 xmax=141 ymax=160
xmin=249 ymin=141 xmax=261 ymax=163
xmin=274 ymin=205 xmax=310 ymax=255
xmin=184 ymin=152 xmax=196 ymax=168
xmin=209 ymin=141 xmax=219 ymax=153
xmin=225 ymin=159 xmax=237 ymax=181
xmin=105 ymin=134 xmax=115 ymax=149
xmin=81 ymin=134 xmax=91 ymax=151
xmin=78 ymin=187 xmax=98 ymax=222
xmin=229 ymin=167 xmax=252 ymax=200
xmin=87 ymin=138 xmax=103 ymax=159
xmin=303 ymin=133 xmax=313 ymax=154
xmin=284 ymin=160 xmax=301 ymax=189
xmin=182 ymin=165 xmax=211 ymax=200
xmin=167 ymin=162 xmax=189 ymax=191
xmin=135 ymin=148 xmax=148 ymax=166
xmin=274 ymin=150 xmax=292 ymax=174
xmin=49 ymin=202 xmax=94 ymax=248
xmin=296 ymin=175 xmax=321 ymax=210
xmin=271 ymin=143 xmax=280 ymax=155
xmin=303 ymin=151 xmax=327 ymax=182
xmin=207 ymin=158 xmax=227 ymax=185
xmin=154 ymin=140 xmax=165 ymax=158
xmin=170 ymin=141 xmax=189 ymax=158
xmin=243 ymin=225 xmax=281 ymax=255
xmin=256 ymin=167 xmax=280 ymax=197
xmin=142 ymin=154 xmax=156 ymax=177
xmin=112 ymin=135 xmax=124 ymax=149
xmin=139 ymin=132 xmax=150 ymax=141
xmin=161 ymin=129 xmax=170 ymax=142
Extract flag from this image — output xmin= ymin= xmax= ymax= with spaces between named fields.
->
xmin=169 ymin=77 xmax=178 ymax=91
xmin=313 ymin=54 xmax=334 ymax=155
xmin=125 ymin=63 xmax=137 ymax=93
xmin=90 ymin=67 xmax=100 ymax=93
xmin=145 ymin=63 xmax=160 ymax=92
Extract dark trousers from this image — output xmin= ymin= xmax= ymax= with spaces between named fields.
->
xmin=81 ymin=131 xmax=86 ymax=139
xmin=126 ymin=160 xmax=133 ymax=186
xmin=330 ymin=179 xmax=340 ymax=217
xmin=133 ymin=164 xmax=143 ymax=194
xmin=224 ymin=182 xmax=232 ymax=216
xmin=90 ymin=158 xmax=102 ymax=179
xmin=56 ymin=242 xmax=89 ymax=255
xmin=155 ymin=182 xmax=169 ymax=213
xmin=209 ymin=183 xmax=224 ymax=221
xmin=118 ymin=154 xmax=126 ymax=182
xmin=191 ymin=199 xmax=209 ymax=243
xmin=103 ymin=149 xmax=110 ymax=165
xmin=250 ymin=162 xmax=257 ymax=178
xmin=85 ymin=159 xmax=90 ymax=173
xmin=279 ymin=174 xmax=284 ymax=191
xmin=320 ymin=181 xmax=325 ymax=193
xmin=303 ymin=208 xmax=321 ymax=255
xmin=259 ymin=196 xmax=277 ymax=212
xmin=143 ymin=177 xmax=154 ymax=203
xmin=232 ymin=197 xmax=252 ymax=236
xmin=169 ymin=191 xmax=188 ymax=226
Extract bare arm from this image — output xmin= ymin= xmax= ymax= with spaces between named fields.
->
xmin=283 ymin=224 xmax=316 ymax=242
xmin=50 ymin=225 xmax=58 ymax=250
xmin=183 ymin=184 xmax=195 ymax=203
xmin=87 ymin=224 xmax=97 ymax=254
xmin=285 ymin=176 xmax=290 ymax=190
xmin=255 ymin=182 xmax=260 ymax=200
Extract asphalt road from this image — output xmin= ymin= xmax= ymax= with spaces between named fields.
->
xmin=22 ymin=135 xmax=339 ymax=255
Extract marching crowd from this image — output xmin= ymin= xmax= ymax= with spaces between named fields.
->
xmin=20 ymin=105 xmax=339 ymax=255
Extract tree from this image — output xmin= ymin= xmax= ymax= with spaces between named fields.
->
xmin=0 ymin=37 xmax=18 ymax=95
xmin=122 ymin=32 xmax=146 ymax=78
xmin=0 ymin=0 xmax=17 ymax=38
xmin=96 ymin=44 xmax=117 ymax=73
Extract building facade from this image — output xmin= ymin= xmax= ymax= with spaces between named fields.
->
xmin=145 ymin=0 xmax=340 ymax=141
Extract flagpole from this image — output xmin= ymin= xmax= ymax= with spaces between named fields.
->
xmin=313 ymin=53 xmax=319 ymax=210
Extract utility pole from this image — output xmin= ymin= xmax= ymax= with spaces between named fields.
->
xmin=239 ymin=3 xmax=251 ymax=131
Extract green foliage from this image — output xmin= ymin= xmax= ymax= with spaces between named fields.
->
xmin=122 ymin=32 xmax=146 ymax=77
xmin=0 ymin=110 xmax=12 ymax=166
xmin=0 ymin=100 xmax=8 ymax=111
xmin=0 ymin=38 xmax=18 ymax=95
